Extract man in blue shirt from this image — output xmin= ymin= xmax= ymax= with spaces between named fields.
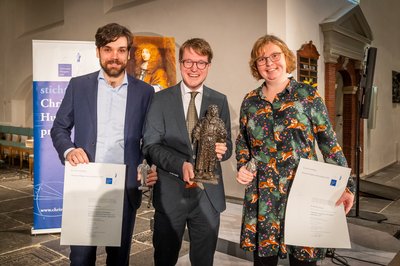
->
xmin=51 ymin=23 xmax=156 ymax=266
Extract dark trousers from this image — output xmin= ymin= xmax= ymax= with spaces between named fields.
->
xmin=69 ymin=192 xmax=137 ymax=266
xmin=153 ymin=188 xmax=220 ymax=266
xmin=254 ymin=252 xmax=317 ymax=266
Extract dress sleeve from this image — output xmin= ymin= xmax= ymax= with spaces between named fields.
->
xmin=235 ymin=98 xmax=251 ymax=171
xmin=309 ymin=90 xmax=355 ymax=192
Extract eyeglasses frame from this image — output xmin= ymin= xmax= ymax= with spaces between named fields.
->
xmin=180 ymin=59 xmax=210 ymax=70
xmin=255 ymin=52 xmax=282 ymax=66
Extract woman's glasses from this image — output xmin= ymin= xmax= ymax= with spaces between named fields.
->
xmin=255 ymin=52 xmax=282 ymax=66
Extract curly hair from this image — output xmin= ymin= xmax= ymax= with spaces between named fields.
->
xmin=134 ymin=43 xmax=164 ymax=76
xmin=179 ymin=38 xmax=213 ymax=63
xmin=249 ymin=35 xmax=296 ymax=80
xmin=95 ymin=23 xmax=133 ymax=50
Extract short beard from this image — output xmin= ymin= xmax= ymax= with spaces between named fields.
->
xmin=100 ymin=59 xmax=126 ymax=78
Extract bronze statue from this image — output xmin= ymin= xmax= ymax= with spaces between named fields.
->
xmin=192 ymin=105 xmax=227 ymax=184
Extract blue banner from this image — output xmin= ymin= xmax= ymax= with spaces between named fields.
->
xmin=32 ymin=40 xmax=99 ymax=234
xmin=33 ymin=81 xmax=69 ymax=231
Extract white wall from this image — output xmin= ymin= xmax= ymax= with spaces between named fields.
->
xmin=285 ymin=0 xmax=350 ymax=95
xmin=359 ymin=0 xmax=400 ymax=174
xmin=1 ymin=0 xmax=399 ymax=197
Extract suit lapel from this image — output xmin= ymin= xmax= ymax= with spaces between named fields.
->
xmin=85 ymin=73 xmax=99 ymax=136
xmin=171 ymin=83 xmax=193 ymax=149
xmin=124 ymin=76 xmax=142 ymax=147
xmin=125 ymin=79 xmax=134 ymax=144
xmin=200 ymin=86 xmax=212 ymax=118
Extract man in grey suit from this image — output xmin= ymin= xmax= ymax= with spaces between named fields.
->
xmin=143 ymin=38 xmax=232 ymax=266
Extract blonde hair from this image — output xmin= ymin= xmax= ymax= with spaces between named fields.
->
xmin=249 ymin=35 xmax=296 ymax=80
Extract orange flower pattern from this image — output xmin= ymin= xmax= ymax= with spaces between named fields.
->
xmin=236 ymin=79 xmax=355 ymax=261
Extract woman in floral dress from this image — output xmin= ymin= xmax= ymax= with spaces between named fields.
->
xmin=235 ymin=35 xmax=355 ymax=266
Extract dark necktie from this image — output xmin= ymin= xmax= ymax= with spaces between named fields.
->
xmin=186 ymin=92 xmax=199 ymax=142
xmin=186 ymin=91 xmax=201 ymax=189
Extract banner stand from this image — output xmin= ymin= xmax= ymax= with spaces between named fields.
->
xmin=32 ymin=40 xmax=98 ymax=234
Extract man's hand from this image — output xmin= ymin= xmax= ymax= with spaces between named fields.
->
xmin=182 ymin=162 xmax=195 ymax=185
xmin=236 ymin=165 xmax=255 ymax=185
xmin=66 ymin=148 xmax=89 ymax=166
xmin=215 ymin=142 xmax=227 ymax=160
xmin=336 ymin=189 xmax=355 ymax=214
xmin=146 ymin=165 xmax=158 ymax=187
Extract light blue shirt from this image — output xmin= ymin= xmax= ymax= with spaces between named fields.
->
xmin=95 ymin=70 xmax=128 ymax=164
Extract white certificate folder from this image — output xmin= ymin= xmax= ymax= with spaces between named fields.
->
xmin=284 ymin=158 xmax=351 ymax=248
xmin=61 ymin=162 xmax=126 ymax=246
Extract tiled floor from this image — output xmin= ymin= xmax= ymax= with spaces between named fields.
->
xmin=0 ymin=163 xmax=399 ymax=265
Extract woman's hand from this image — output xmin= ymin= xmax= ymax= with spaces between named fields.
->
xmin=336 ymin=189 xmax=354 ymax=214
xmin=236 ymin=166 xmax=255 ymax=185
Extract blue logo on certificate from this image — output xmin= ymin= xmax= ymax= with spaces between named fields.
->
xmin=330 ymin=179 xmax=337 ymax=186
xmin=106 ymin=178 xmax=113 ymax=184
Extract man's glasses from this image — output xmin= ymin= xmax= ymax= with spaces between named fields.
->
xmin=255 ymin=52 xmax=282 ymax=66
xmin=180 ymin=60 xmax=209 ymax=70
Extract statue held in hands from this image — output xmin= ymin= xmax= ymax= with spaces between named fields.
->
xmin=192 ymin=105 xmax=227 ymax=184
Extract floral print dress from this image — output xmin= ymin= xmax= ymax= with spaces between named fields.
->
xmin=235 ymin=78 xmax=355 ymax=261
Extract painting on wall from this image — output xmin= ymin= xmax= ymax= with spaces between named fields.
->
xmin=393 ymin=70 xmax=400 ymax=103
xmin=127 ymin=36 xmax=176 ymax=92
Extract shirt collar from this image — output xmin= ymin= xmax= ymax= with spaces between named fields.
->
xmin=98 ymin=70 xmax=128 ymax=91
xmin=180 ymin=81 xmax=204 ymax=96
xmin=258 ymin=77 xmax=295 ymax=99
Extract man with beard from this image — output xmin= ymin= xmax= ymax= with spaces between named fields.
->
xmin=51 ymin=23 xmax=156 ymax=266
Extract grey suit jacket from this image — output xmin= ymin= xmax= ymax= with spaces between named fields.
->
xmin=142 ymin=82 xmax=232 ymax=213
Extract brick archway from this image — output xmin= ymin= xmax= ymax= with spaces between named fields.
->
xmin=325 ymin=58 xmax=362 ymax=173
xmin=321 ymin=5 xmax=373 ymax=174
